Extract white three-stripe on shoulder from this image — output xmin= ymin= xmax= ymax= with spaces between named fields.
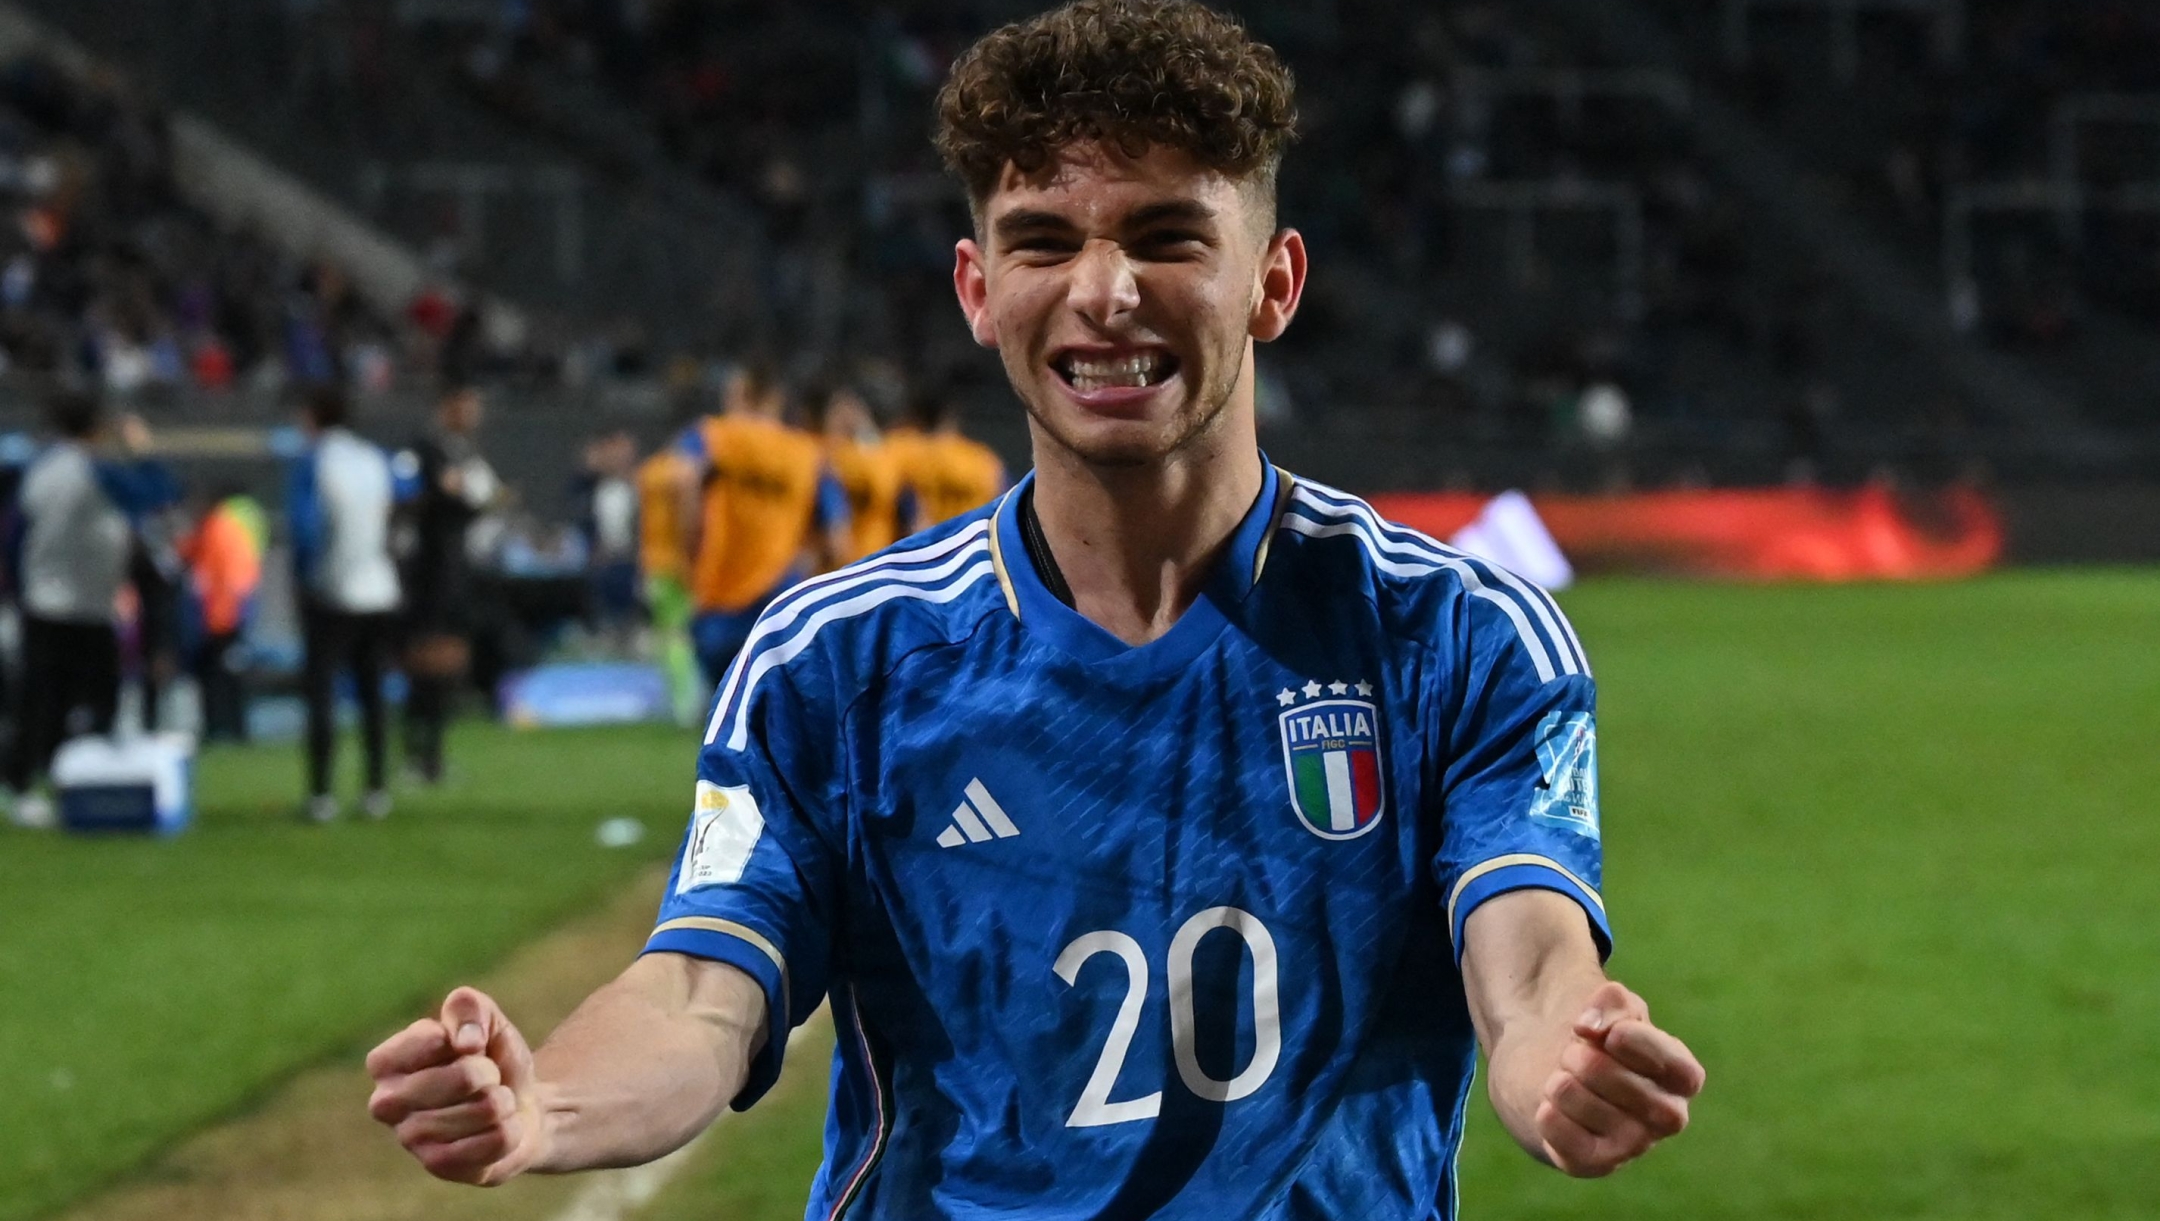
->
xmin=1290 ymin=479 xmax=1587 ymax=673
xmin=701 ymin=523 xmax=992 ymax=743
xmin=1280 ymin=513 xmax=1559 ymax=685
xmin=1293 ymin=482 xmax=1588 ymax=677
xmin=1283 ymin=486 xmax=1577 ymax=686
xmin=1369 ymin=511 xmax=1589 ymax=677
xmin=711 ymin=556 xmax=996 ymax=750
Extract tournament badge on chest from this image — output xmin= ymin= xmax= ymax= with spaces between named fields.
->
xmin=1274 ymin=678 xmax=1386 ymax=840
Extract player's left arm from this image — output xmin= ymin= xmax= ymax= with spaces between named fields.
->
xmin=1430 ymin=574 xmax=1704 ymax=1178
xmin=1461 ymin=888 xmax=1706 ymax=1178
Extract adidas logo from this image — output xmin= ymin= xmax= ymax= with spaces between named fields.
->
xmin=935 ymin=779 xmax=1020 ymax=848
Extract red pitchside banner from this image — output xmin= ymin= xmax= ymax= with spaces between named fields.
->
xmin=1366 ymin=484 xmax=2004 ymax=580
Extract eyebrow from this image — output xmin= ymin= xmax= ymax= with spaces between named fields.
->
xmin=991 ymin=209 xmax=1078 ymax=242
xmin=991 ymin=199 xmax=1221 ymax=244
xmin=1121 ymin=200 xmax=1219 ymax=230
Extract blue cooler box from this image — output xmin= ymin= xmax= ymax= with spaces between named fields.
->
xmin=52 ymin=733 xmax=196 ymax=835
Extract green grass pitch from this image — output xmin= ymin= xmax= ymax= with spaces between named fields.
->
xmin=5 ymin=571 xmax=2157 ymax=1220
xmin=0 ymin=722 xmax=691 ymax=1221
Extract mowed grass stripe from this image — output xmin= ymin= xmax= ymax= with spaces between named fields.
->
xmin=0 ymin=723 xmax=698 ymax=1221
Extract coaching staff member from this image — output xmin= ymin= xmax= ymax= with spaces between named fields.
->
xmin=6 ymin=394 xmax=176 ymax=826
xmin=291 ymin=388 xmax=399 ymax=822
xmin=396 ymin=380 xmax=497 ymax=784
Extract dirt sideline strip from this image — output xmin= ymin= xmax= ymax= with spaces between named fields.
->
xmin=53 ymin=867 xmax=827 ymax=1221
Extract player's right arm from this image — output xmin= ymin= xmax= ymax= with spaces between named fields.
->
xmin=371 ymin=586 xmax=844 ymax=1187
xmin=364 ymin=953 xmax=767 ymax=1185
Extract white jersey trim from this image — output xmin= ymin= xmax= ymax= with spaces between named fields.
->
xmin=1288 ymin=481 xmax=1589 ymax=679
xmin=710 ymin=554 xmax=997 ymax=750
xmin=1291 ymin=480 xmax=1586 ymax=675
xmin=1282 ymin=512 xmax=1559 ymax=685
xmin=701 ymin=521 xmax=991 ymax=743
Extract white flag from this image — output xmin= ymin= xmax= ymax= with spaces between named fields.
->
xmin=1448 ymin=490 xmax=1574 ymax=590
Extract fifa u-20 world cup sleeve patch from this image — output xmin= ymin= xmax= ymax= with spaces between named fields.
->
xmin=1527 ymin=711 xmax=1599 ymax=841
xmin=677 ymin=781 xmax=765 ymax=892
xmin=1430 ymin=589 xmax=1610 ymax=965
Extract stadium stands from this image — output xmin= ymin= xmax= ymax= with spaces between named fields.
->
xmin=2 ymin=0 xmax=2153 ymax=496
xmin=0 ymin=50 xmax=409 ymax=400
xmin=1649 ymin=0 xmax=2160 ymax=427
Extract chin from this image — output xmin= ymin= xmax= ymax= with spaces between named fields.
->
xmin=1028 ymin=405 xmax=1220 ymax=470
xmin=1065 ymin=435 xmax=1172 ymax=469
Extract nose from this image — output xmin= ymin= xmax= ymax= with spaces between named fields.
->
xmin=1066 ymin=239 xmax=1141 ymax=327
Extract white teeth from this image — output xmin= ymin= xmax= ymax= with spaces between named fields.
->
xmin=1063 ymin=352 xmax=1165 ymax=392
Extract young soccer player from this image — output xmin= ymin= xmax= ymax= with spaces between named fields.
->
xmin=808 ymin=376 xmax=906 ymax=565
xmin=677 ymin=359 xmax=851 ymax=687
xmin=365 ymin=3 xmax=1704 ymax=1214
xmin=896 ymin=377 xmax=1007 ymax=530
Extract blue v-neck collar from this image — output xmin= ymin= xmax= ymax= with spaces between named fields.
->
xmin=989 ymin=457 xmax=1289 ymax=679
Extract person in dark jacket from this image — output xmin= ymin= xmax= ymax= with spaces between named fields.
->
xmin=393 ymin=380 xmax=496 ymax=783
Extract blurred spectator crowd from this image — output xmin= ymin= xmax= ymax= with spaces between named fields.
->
xmin=0 ymin=45 xmax=644 ymax=409
xmin=11 ymin=0 xmax=2150 ymax=490
xmin=1682 ymin=0 xmax=2160 ymax=346
xmin=0 ymin=53 xmax=409 ymax=398
xmin=446 ymin=0 xmax=1783 ymax=465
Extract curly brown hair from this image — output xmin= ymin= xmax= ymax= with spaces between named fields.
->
xmin=934 ymin=0 xmax=1297 ymax=219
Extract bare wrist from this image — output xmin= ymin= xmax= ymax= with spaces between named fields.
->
xmin=524 ymin=1080 xmax=573 ymax=1175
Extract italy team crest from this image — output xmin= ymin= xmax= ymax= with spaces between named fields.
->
xmin=1278 ymin=686 xmax=1386 ymax=840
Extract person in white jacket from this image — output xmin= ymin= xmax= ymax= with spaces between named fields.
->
xmin=288 ymin=387 xmax=401 ymax=823
xmin=6 ymin=391 xmax=178 ymax=827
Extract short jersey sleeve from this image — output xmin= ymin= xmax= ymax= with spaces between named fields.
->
xmin=644 ymin=656 xmax=843 ymax=1108
xmin=1428 ymin=586 xmax=1610 ymax=964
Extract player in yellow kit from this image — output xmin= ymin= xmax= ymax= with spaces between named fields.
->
xmin=881 ymin=405 xmax=931 ymax=533
xmin=898 ymin=380 xmax=1007 ymax=530
xmin=633 ymin=444 xmax=701 ymax=724
xmin=808 ymin=378 xmax=906 ymax=566
xmin=678 ymin=362 xmax=850 ymax=685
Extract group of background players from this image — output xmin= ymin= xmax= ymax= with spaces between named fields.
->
xmin=635 ymin=360 xmax=1005 ymax=720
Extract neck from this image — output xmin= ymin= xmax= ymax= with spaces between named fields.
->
xmin=1027 ymin=406 xmax=1262 ymax=647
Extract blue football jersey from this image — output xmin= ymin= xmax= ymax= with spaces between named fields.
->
xmin=646 ymin=460 xmax=1610 ymax=1220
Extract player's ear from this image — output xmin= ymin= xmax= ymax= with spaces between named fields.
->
xmin=953 ymin=239 xmax=998 ymax=349
xmin=1249 ymin=227 xmax=1307 ymax=343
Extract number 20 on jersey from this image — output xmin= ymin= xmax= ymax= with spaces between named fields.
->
xmin=1053 ymin=906 xmax=1281 ymax=1129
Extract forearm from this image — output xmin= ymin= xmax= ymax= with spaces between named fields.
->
xmin=1462 ymin=890 xmax=1608 ymax=1160
xmin=528 ymin=953 xmax=766 ymax=1173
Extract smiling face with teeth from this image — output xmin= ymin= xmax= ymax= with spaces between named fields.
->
xmin=953 ymin=140 xmax=1306 ymax=470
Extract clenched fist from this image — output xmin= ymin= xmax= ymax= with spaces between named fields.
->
xmin=365 ymin=987 xmax=548 ymax=1186
xmin=1534 ymin=980 xmax=1706 ymax=1177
